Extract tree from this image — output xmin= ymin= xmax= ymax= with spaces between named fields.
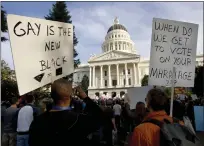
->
xmin=1 ymin=6 xmax=8 ymax=41
xmin=1 ymin=60 xmax=51 ymax=102
xmin=1 ymin=60 xmax=19 ymax=101
xmin=81 ymin=75 xmax=89 ymax=94
xmin=45 ymin=1 xmax=80 ymax=68
xmin=192 ymin=66 xmax=204 ymax=97
xmin=141 ymin=75 xmax=149 ymax=86
xmin=164 ymin=87 xmax=171 ymax=98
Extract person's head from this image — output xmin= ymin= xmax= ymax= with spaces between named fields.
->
xmin=51 ymin=79 xmax=73 ymax=105
xmin=25 ymin=94 xmax=35 ymax=104
xmin=135 ymin=102 xmax=145 ymax=114
xmin=10 ymin=97 xmax=18 ymax=105
xmin=116 ymin=100 xmax=120 ymax=104
xmin=146 ymin=88 xmax=167 ymax=112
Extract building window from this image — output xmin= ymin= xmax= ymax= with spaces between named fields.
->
xmin=112 ymin=35 xmax=113 ymax=38
xmin=115 ymin=35 xmax=117 ymax=38
xmin=123 ymin=79 xmax=126 ymax=85
xmin=112 ymin=80 xmax=117 ymax=86
xmin=118 ymin=35 xmax=120 ymax=37
xmin=105 ymin=71 xmax=107 ymax=76
xmin=105 ymin=80 xmax=107 ymax=87
xmin=123 ymin=69 xmax=125 ymax=75
xmin=128 ymin=69 xmax=130 ymax=75
xmin=129 ymin=78 xmax=131 ymax=85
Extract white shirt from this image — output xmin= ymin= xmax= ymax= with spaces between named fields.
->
xmin=17 ymin=105 xmax=34 ymax=132
xmin=113 ymin=104 xmax=121 ymax=116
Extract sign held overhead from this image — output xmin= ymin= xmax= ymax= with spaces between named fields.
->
xmin=7 ymin=14 xmax=74 ymax=95
xmin=148 ymin=18 xmax=199 ymax=87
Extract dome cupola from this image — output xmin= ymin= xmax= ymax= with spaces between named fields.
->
xmin=102 ymin=17 xmax=137 ymax=54
xmin=107 ymin=17 xmax=128 ymax=33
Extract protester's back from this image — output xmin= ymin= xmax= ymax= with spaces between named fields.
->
xmin=130 ymin=88 xmax=201 ymax=146
xmin=29 ymin=79 xmax=105 ymax=146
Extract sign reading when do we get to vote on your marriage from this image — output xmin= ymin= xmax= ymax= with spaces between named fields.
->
xmin=148 ymin=18 xmax=199 ymax=87
xmin=7 ymin=14 xmax=74 ymax=95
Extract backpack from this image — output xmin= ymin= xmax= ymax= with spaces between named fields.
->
xmin=143 ymin=118 xmax=202 ymax=146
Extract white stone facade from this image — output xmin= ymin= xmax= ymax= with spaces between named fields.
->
xmin=73 ymin=18 xmax=204 ymax=98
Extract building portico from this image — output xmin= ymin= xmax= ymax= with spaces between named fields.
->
xmin=89 ymin=63 xmax=141 ymax=89
xmin=87 ymin=17 xmax=142 ymax=97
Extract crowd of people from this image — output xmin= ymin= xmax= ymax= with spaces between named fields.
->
xmin=1 ymin=79 xmax=204 ymax=146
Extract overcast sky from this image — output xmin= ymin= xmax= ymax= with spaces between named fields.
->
xmin=1 ymin=2 xmax=203 ymax=69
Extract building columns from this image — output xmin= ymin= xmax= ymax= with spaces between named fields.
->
xmin=133 ymin=63 xmax=137 ymax=86
xmin=100 ymin=65 xmax=103 ymax=87
xmin=108 ymin=65 xmax=112 ymax=87
xmin=109 ymin=43 xmax=111 ymax=51
xmin=136 ymin=64 xmax=140 ymax=84
xmin=93 ymin=66 xmax=95 ymax=87
xmin=113 ymin=42 xmax=115 ymax=50
xmin=125 ymin=63 xmax=128 ymax=86
xmin=116 ymin=64 xmax=119 ymax=86
xmin=89 ymin=67 xmax=92 ymax=88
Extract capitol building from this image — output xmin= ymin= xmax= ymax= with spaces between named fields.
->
xmin=73 ymin=18 xmax=204 ymax=98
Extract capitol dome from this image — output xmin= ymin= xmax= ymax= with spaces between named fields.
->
xmin=102 ymin=17 xmax=137 ymax=54
xmin=107 ymin=23 xmax=128 ymax=33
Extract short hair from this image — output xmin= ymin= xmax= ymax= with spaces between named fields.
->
xmin=51 ymin=79 xmax=72 ymax=103
xmin=116 ymin=100 xmax=120 ymax=104
xmin=147 ymin=88 xmax=167 ymax=111
xmin=25 ymin=94 xmax=34 ymax=103
xmin=12 ymin=97 xmax=19 ymax=104
xmin=137 ymin=101 xmax=145 ymax=106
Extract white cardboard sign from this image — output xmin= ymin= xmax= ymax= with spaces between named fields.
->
xmin=148 ymin=18 xmax=199 ymax=87
xmin=127 ymin=86 xmax=153 ymax=109
xmin=7 ymin=14 xmax=74 ymax=95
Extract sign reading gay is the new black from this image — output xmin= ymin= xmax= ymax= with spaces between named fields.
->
xmin=7 ymin=14 xmax=74 ymax=95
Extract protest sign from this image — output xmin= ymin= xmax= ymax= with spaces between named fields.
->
xmin=194 ymin=106 xmax=204 ymax=131
xmin=7 ymin=14 xmax=74 ymax=95
xmin=127 ymin=86 xmax=153 ymax=109
xmin=148 ymin=18 xmax=199 ymax=87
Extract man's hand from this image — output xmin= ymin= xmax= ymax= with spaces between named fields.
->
xmin=74 ymin=86 xmax=87 ymax=99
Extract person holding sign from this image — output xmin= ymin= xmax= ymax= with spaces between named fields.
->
xmin=28 ymin=79 xmax=105 ymax=146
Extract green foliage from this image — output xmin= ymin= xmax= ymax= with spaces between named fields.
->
xmin=141 ymin=74 xmax=149 ymax=86
xmin=1 ymin=6 xmax=8 ymax=41
xmin=81 ymin=75 xmax=89 ymax=94
xmin=193 ymin=66 xmax=203 ymax=97
xmin=1 ymin=60 xmax=51 ymax=101
xmin=45 ymin=1 xmax=80 ymax=68
xmin=1 ymin=60 xmax=19 ymax=101
xmin=164 ymin=87 xmax=171 ymax=98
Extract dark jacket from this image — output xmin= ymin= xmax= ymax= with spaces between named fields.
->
xmin=29 ymin=97 xmax=105 ymax=146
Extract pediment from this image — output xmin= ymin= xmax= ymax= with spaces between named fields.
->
xmin=88 ymin=51 xmax=138 ymax=62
